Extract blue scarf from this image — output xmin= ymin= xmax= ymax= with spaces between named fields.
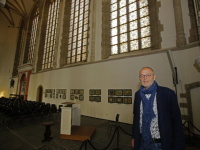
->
xmin=139 ymin=81 xmax=157 ymax=149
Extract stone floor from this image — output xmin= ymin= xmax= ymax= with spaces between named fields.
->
xmin=0 ymin=113 xmax=199 ymax=150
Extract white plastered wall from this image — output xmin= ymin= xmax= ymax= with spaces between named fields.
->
xmin=0 ymin=13 xmax=19 ymax=97
xmin=27 ymin=47 xmax=200 ymax=124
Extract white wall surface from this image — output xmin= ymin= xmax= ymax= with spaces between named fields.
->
xmin=26 ymin=47 xmax=200 ymax=124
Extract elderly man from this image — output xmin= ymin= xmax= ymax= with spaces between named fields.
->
xmin=132 ymin=67 xmax=185 ymax=150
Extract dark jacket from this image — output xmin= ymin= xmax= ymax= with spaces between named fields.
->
xmin=132 ymin=85 xmax=185 ymax=150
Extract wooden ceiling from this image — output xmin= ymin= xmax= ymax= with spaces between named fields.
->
xmin=0 ymin=0 xmax=36 ymax=27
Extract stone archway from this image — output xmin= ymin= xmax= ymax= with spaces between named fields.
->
xmin=36 ymin=85 xmax=43 ymax=102
xmin=19 ymin=74 xmax=26 ymax=97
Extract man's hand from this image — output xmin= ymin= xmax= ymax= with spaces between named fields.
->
xmin=132 ymin=139 xmax=134 ymax=148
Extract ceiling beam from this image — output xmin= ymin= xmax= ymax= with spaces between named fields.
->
xmin=0 ymin=9 xmax=14 ymax=26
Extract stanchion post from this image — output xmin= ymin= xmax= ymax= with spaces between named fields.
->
xmin=113 ymin=126 xmax=122 ymax=150
xmin=85 ymin=140 xmax=87 ymax=150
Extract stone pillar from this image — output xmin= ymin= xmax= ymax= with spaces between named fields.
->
xmin=101 ymin=0 xmax=111 ymax=59
xmin=173 ymin=0 xmax=186 ymax=47
xmin=188 ymin=0 xmax=199 ymax=43
xmin=90 ymin=0 xmax=96 ymax=62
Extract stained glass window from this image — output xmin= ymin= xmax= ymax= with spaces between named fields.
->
xmin=110 ymin=0 xmax=151 ymax=55
xmin=67 ymin=0 xmax=90 ymax=64
xmin=42 ymin=0 xmax=60 ymax=70
xmin=27 ymin=8 xmax=39 ymax=64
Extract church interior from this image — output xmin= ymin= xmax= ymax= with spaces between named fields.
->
xmin=0 ymin=0 xmax=200 ymax=149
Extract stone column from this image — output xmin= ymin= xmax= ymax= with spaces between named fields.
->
xmin=101 ymin=0 xmax=111 ymax=59
xmin=173 ymin=0 xmax=186 ymax=47
xmin=90 ymin=0 xmax=96 ymax=62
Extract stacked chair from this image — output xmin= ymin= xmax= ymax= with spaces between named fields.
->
xmin=0 ymin=97 xmax=59 ymax=129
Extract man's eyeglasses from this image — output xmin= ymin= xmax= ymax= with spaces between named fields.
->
xmin=139 ymin=74 xmax=153 ymax=79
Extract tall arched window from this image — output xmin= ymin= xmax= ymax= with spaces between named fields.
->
xmin=27 ymin=8 xmax=39 ymax=64
xmin=42 ymin=0 xmax=60 ymax=70
xmin=67 ymin=0 xmax=90 ymax=64
xmin=12 ymin=20 xmax=25 ymax=77
xmin=110 ymin=0 xmax=151 ymax=55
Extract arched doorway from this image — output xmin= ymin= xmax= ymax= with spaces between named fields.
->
xmin=36 ymin=85 xmax=43 ymax=102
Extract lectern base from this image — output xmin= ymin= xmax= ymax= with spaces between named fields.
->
xmin=60 ymin=126 xmax=96 ymax=141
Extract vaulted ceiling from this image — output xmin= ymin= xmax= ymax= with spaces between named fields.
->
xmin=0 ymin=0 xmax=36 ymax=27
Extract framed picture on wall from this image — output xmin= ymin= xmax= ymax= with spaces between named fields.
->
xmin=95 ymin=90 xmax=101 ymax=95
xmin=116 ymin=89 xmax=123 ymax=96
xmin=70 ymin=89 xmax=75 ymax=94
xmin=70 ymin=95 xmax=74 ymax=100
xmin=89 ymin=90 xmax=95 ymax=95
xmin=95 ymin=96 xmax=101 ymax=102
xmin=108 ymin=89 xmax=115 ymax=96
xmin=56 ymin=94 xmax=58 ymax=99
xmin=108 ymin=97 xmax=115 ymax=103
xmin=63 ymin=89 xmax=66 ymax=94
xmin=63 ymin=94 xmax=66 ymax=99
xmin=79 ymin=89 xmax=84 ymax=94
xmin=124 ymin=89 xmax=132 ymax=96
xmin=89 ymin=96 xmax=95 ymax=101
xmin=124 ymin=97 xmax=132 ymax=104
xmin=75 ymin=90 xmax=79 ymax=94
xmin=79 ymin=95 xmax=84 ymax=101
xmin=116 ymin=97 xmax=124 ymax=103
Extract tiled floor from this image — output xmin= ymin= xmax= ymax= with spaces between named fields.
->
xmin=0 ymin=113 xmax=199 ymax=150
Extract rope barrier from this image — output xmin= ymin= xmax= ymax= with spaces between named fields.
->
xmin=87 ymin=127 xmax=117 ymax=150
xmin=79 ymin=124 xmax=133 ymax=150
xmin=119 ymin=126 xmax=132 ymax=136
xmin=79 ymin=127 xmax=117 ymax=150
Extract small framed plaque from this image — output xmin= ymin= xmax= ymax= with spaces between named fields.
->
xmin=116 ymin=89 xmax=123 ymax=96
xmin=95 ymin=90 xmax=101 ymax=95
xmin=108 ymin=89 xmax=115 ymax=96
xmin=79 ymin=95 xmax=84 ymax=101
xmin=70 ymin=89 xmax=75 ymax=94
xmin=70 ymin=95 xmax=74 ymax=100
xmin=95 ymin=96 xmax=101 ymax=102
xmin=108 ymin=97 xmax=115 ymax=103
xmin=79 ymin=89 xmax=84 ymax=94
xmin=89 ymin=96 xmax=95 ymax=101
xmin=89 ymin=90 xmax=95 ymax=95
xmin=124 ymin=97 xmax=132 ymax=104
xmin=116 ymin=97 xmax=124 ymax=103
xmin=124 ymin=89 xmax=132 ymax=96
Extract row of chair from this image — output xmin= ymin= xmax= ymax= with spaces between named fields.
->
xmin=0 ymin=97 xmax=62 ymax=128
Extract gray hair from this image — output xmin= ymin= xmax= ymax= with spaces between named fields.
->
xmin=140 ymin=67 xmax=154 ymax=73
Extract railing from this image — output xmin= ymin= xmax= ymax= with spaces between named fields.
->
xmin=183 ymin=120 xmax=200 ymax=145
